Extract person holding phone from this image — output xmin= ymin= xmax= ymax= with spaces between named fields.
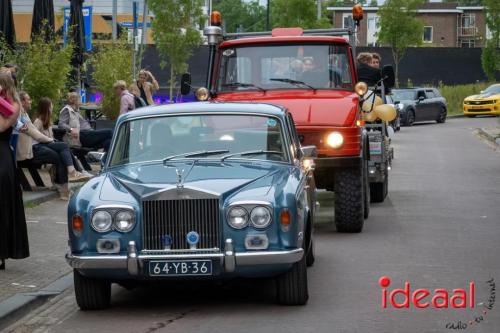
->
xmin=0 ymin=73 xmax=29 ymax=270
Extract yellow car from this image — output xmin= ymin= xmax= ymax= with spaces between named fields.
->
xmin=463 ymin=84 xmax=500 ymax=117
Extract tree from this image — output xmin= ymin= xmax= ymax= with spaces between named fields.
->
xmin=270 ymin=0 xmax=331 ymax=29
xmin=148 ymin=0 xmax=204 ymax=102
xmin=17 ymin=29 xmax=73 ymax=116
xmin=377 ymin=0 xmax=424 ymax=86
xmin=91 ymin=37 xmax=133 ymax=120
xmin=213 ymin=0 xmax=266 ymax=33
xmin=481 ymin=0 xmax=500 ymax=81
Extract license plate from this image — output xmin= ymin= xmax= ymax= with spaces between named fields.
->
xmin=370 ymin=142 xmax=382 ymax=155
xmin=148 ymin=260 xmax=212 ymax=276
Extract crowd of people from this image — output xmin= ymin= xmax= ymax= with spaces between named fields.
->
xmin=0 ymin=64 xmax=159 ymax=270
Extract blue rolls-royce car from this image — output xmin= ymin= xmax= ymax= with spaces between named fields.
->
xmin=66 ymin=102 xmax=317 ymax=309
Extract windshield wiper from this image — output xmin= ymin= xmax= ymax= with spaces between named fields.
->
xmin=223 ymin=82 xmax=266 ymax=92
xmin=220 ymin=150 xmax=284 ymax=162
xmin=269 ymin=78 xmax=316 ymax=90
xmin=163 ymin=150 xmax=229 ymax=162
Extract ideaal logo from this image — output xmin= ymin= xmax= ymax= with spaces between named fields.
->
xmin=379 ymin=276 xmax=495 ymax=329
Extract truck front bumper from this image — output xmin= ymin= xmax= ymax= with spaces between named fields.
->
xmin=66 ymin=239 xmax=303 ymax=276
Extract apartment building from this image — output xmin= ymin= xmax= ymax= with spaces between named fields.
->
xmin=328 ymin=2 xmax=487 ymax=48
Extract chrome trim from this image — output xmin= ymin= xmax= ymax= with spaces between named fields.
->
xmin=66 ymin=239 xmax=304 ymax=274
xmin=93 ymin=204 xmax=135 ymax=210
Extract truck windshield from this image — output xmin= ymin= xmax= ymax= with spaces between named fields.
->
xmin=108 ymin=114 xmax=288 ymax=167
xmin=217 ymin=44 xmax=354 ymax=92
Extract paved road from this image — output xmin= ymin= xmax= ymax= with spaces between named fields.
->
xmin=5 ymin=117 xmax=500 ymax=333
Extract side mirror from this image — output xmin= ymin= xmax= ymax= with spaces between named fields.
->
xmin=301 ymin=145 xmax=317 ymax=158
xmin=418 ymin=96 xmax=425 ymax=102
xmin=382 ymin=65 xmax=395 ymax=89
xmin=180 ymin=73 xmax=192 ymax=95
xmin=394 ymin=100 xmax=400 ymax=104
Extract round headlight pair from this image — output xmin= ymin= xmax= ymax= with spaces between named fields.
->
xmin=227 ymin=206 xmax=272 ymax=229
xmin=91 ymin=210 xmax=135 ymax=233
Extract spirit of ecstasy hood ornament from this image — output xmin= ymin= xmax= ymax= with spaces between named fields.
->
xmin=176 ymin=169 xmax=185 ymax=189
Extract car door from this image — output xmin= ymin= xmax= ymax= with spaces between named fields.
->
xmin=415 ymin=89 xmax=432 ymax=121
xmin=425 ymin=89 xmax=440 ymax=120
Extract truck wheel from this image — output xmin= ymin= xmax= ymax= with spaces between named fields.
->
xmin=74 ymin=269 xmax=111 ymax=310
xmin=436 ymin=108 xmax=447 ymax=123
xmin=370 ymin=168 xmax=388 ymax=203
xmin=276 ymin=254 xmax=308 ymax=305
xmin=363 ymin=161 xmax=370 ymax=219
xmin=334 ymin=167 xmax=364 ymax=233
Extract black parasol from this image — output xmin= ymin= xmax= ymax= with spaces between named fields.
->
xmin=31 ymin=0 xmax=55 ymax=38
xmin=0 ymin=0 xmax=16 ymax=47
xmin=69 ymin=0 xmax=85 ymax=67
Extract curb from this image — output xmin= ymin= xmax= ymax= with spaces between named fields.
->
xmin=23 ymin=190 xmax=58 ymax=207
xmin=448 ymin=114 xmax=465 ymax=118
xmin=0 ymin=272 xmax=73 ymax=331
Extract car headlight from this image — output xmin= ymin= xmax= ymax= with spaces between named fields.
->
xmin=250 ymin=206 xmax=272 ymax=228
xmin=326 ymin=132 xmax=344 ymax=148
xmin=397 ymin=103 xmax=404 ymax=110
xmin=227 ymin=206 xmax=249 ymax=229
xmin=114 ymin=210 xmax=135 ymax=232
xmin=91 ymin=211 xmax=113 ymax=232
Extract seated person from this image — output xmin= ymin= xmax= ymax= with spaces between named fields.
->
xmin=17 ymin=92 xmax=90 ymax=200
xmin=356 ymin=52 xmax=382 ymax=87
xmin=58 ymin=92 xmax=113 ymax=151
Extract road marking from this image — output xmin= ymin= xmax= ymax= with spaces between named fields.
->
xmin=26 ymin=220 xmax=39 ymax=223
xmin=56 ymin=222 xmax=67 ymax=224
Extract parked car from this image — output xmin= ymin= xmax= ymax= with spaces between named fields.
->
xmin=463 ymin=83 xmax=500 ymax=117
xmin=385 ymin=94 xmax=401 ymax=131
xmin=392 ymin=88 xmax=447 ymax=126
xmin=66 ymin=102 xmax=317 ymax=309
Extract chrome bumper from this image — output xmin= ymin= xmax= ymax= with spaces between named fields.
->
xmin=66 ymin=239 xmax=304 ymax=276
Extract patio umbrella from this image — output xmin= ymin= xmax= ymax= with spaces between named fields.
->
xmin=31 ymin=0 xmax=55 ymax=38
xmin=69 ymin=0 xmax=85 ymax=67
xmin=0 ymin=0 xmax=16 ymax=47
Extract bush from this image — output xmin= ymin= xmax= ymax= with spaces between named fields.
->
xmin=438 ymin=82 xmax=493 ymax=115
xmin=91 ymin=38 xmax=133 ymax=120
xmin=17 ymin=30 xmax=73 ymax=117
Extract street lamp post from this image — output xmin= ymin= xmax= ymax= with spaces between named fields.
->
xmin=266 ymin=0 xmax=270 ymax=31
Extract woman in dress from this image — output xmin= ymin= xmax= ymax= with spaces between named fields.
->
xmin=0 ymin=72 xmax=29 ymax=269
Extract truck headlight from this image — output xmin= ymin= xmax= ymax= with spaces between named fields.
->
xmin=227 ymin=206 xmax=249 ymax=229
xmin=326 ymin=132 xmax=344 ymax=148
xmin=91 ymin=211 xmax=113 ymax=232
xmin=114 ymin=210 xmax=135 ymax=232
xmin=250 ymin=206 xmax=272 ymax=228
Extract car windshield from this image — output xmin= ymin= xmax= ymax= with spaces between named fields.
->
xmin=392 ymin=90 xmax=416 ymax=101
xmin=108 ymin=114 xmax=288 ymax=167
xmin=217 ymin=44 xmax=354 ymax=92
xmin=484 ymin=85 xmax=500 ymax=95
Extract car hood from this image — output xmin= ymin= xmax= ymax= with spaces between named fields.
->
xmin=99 ymin=160 xmax=294 ymax=203
xmin=214 ymin=90 xmax=359 ymax=127
xmin=465 ymin=93 xmax=500 ymax=101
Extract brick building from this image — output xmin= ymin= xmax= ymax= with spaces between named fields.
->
xmin=328 ymin=2 xmax=488 ymax=48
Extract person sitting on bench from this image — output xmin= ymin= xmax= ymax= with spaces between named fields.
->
xmin=17 ymin=92 xmax=89 ymax=200
xmin=58 ymin=92 xmax=113 ymax=152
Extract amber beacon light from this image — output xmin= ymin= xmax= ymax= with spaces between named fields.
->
xmin=210 ymin=11 xmax=222 ymax=26
xmin=352 ymin=4 xmax=364 ymax=25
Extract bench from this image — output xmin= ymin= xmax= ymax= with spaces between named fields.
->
xmin=17 ymin=159 xmax=46 ymax=191
xmin=52 ymin=126 xmax=92 ymax=171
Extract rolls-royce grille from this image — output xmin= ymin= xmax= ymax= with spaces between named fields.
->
xmin=142 ymin=199 xmax=220 ymax=251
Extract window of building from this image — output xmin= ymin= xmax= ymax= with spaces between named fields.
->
xmin=459 ymin=13 xmax=476 ymax=36
xmin=460 ymin=39 xmax=475 ymax=48
xmin=423 ymin=26 xmax=433 ymax=43
xmin=342 ymin=14 xmax=353 ymax=29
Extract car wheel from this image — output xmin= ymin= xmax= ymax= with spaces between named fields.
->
xmin=74 ymin=269 xmax=111 ymax=310
xmin=306 ymin=237 xmax=315 ymax=267
xmin=436 ymin=108 xmax=447 ymax=123
xmin=334 ymin=166 xmax=364 ymax=233
xmin=406 ymin=110 xmax=415 ymax=126
xmin=276 ymin=252 xmax=308 ymax=305
xmin=370 ymin=168 xmax=388 ymax=203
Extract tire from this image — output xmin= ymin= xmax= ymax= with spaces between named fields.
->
xmin=436 ymin=108 xmax=447 ymax=123
xmin=334 ymin=167 xmax=364 ymax=233
xmin=276 ymin=253 xmax=308 ymax=305
xmin=306 ymin=238 xmax=315 ymax=267
xmin=406 ymin=110 xmax=415 ymax=126
xmin=74 ymin=269 xmax=111 ymax=310
xmin=363 ymin=161 xmax=370 ymax=220
xmin=370 ymin=168 xmax=388 ymax=203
